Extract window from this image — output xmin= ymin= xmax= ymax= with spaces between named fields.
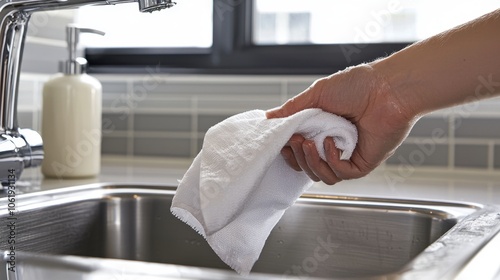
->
xmin=253 ymin=0 xmax=499 ymax=45
xmin=76 ymin=0 xmax=212 ymax=48
xmin=83 ymin=0 xmax=499 ymax=75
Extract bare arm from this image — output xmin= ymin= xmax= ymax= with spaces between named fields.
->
xmin=266 ymin=9 xmax=500 ymax=184
xmin=374 ymin=8 xmax=500 ymax=117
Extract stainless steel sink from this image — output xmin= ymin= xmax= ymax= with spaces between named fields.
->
xmin=1 ymin=183 xmax=499 ymax=279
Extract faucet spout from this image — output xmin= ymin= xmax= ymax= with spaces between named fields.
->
xmin=138 ymin=0 xmax=176 ymax=13
xmin=0 ymin=0 xmax=175 ymax=185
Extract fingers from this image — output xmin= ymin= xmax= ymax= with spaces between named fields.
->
xmin=323 ymin=138 xmax=369 ymax=180
xmin=302 ymin=141 xmax=342 ymax=185
xmin=282 ymin=136 xmax=372 ymax=185
xmin=282 ymin=135 xmax=342 ymax=185
xmin=281 ymin=146 xmax=301 ymax=171
xmin=266 ymin=96 xmax=307 ymax=119
xmin=288 ymin=135 xmax=320 ymax=181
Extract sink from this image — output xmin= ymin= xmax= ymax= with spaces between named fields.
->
xmin=1 ymin=183 xmax=499 ymax=279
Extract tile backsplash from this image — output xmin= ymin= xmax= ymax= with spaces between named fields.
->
xmin=98 ymin=75 xmax=299 ymax=159
xmin=18 ymin=73 xmax=500 ymax=173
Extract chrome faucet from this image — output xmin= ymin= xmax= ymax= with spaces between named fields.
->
xmin=0 ymin=0 xmax=175 ymax=186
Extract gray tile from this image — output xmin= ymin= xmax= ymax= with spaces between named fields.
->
xmin=27 ymin=12 xmax=73 ymax=41
xmin=102 ymin=97 xmax=124 ymax=109
xmin=454 ymin=144 xmax=489 ymax=169
xmin=287 ymin=81 xmax=313 ymax=98
xmin=198 ymin=115 xmax=230 ymax=132
xmin=100 ymin=82 xmax=129 ymax=110
xmin=18 ymin=111 xmax=33 ymax=128
xmin=101 ymin=137 xmax=128 ymax=155
xmin=454 ymin=118 xmax=500 ymax=139
xmin=409 ymin=117 xmax=448 ymax=138
xmin=101 ymin=81 xmax=128 ymax=95
xmin=102 ymin=113 xmax=129 ymax=132
xmin=494 ymin=145 xmax=500 ymax=169
xmin=133 ymin=137 xmax=191 ymax=158
xmin=21 ymin=42 xmax=66 ymax=74
xmin=386 ymin=143 xmax=448 ymax=167
xmin=134 ymin=114 xmax=191 ymax=132
xmin=132 ymin=82 xmax=281 ymax=98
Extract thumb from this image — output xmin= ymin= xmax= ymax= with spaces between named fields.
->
xmin=266 ymin=88 xmax=317 ymax=119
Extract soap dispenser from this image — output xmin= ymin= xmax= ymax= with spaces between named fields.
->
xmin=41 ymin=25 xmax=105 ymax=178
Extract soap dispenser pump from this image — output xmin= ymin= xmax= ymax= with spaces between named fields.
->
xmin=41 ymin=25 xmax=105 ymax=179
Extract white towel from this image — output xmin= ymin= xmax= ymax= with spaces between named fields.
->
xmin=170 ymin=109 xmax=358 ymax=275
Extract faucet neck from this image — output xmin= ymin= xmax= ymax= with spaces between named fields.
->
xmin=0 ymin=9 xmax=30 ymax=134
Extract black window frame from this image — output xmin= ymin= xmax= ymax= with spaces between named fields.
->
xmin=85 ymin=0 xmax=411 ymax=75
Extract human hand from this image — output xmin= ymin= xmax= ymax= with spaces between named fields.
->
xmin=266 ymin=63 xmax=418 ymax=185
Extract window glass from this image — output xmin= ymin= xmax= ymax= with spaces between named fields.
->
xmin=76 ymin=0 xmax=212 ymax=48
xmin=253 ymin=0 xmax=499 ymax=45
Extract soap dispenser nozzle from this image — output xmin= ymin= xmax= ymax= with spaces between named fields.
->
xmin=62 ymin=25 xmax=105 ymax=75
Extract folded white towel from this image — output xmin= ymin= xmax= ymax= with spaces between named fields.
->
xmin=170 ymin=109 xmax=358 ymax=275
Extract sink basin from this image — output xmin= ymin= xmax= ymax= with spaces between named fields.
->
xmin=1 ymin=183 xmax=499 ymax=279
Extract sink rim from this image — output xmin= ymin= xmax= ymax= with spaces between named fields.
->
xmin=0 ymin=182 xmax=484 ymax=214
xmin=0 ymin=183 xmax=499 ymax=280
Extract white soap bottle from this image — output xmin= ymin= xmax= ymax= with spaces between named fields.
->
xmin=41 ymin=25 xmax=105 ymax=178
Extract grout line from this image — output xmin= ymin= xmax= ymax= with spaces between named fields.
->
xmin=488 ymin=141 xmax=495 ymax=171
xmin=453 ymin=138 xmax=500 ymax=145
xmin=119 ymin=132 xmax=194 ymax=139
xmin=93 ymin=74 xmax=323 ymax=84
xmin=101 ymin=131 xmax=130 ymax=137
xmin=102 ymin=108 xmax=192 ymax=115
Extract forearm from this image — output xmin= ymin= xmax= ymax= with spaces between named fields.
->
xmin=372 ymin=8 xmax=500 ymax=118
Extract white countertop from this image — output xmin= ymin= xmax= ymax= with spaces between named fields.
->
xmin=15 ymin=156 xmax=500 ymax=206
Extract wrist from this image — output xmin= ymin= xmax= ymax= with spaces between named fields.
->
xmin=369 ymin=56 xmax=425 ymax=123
